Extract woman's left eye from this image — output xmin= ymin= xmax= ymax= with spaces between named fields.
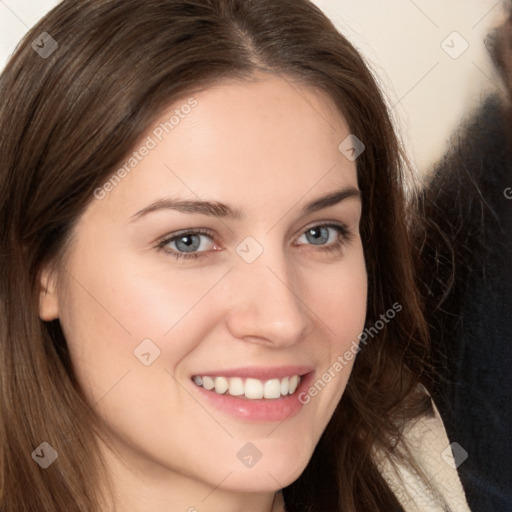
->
xmin=296 ymin=224 xmax=349 ymax=248
xmin=297 ymin=224 xmax=350 ymax=251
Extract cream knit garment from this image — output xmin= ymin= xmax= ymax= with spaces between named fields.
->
xmin=376 ymin=400 xmax=471 ymax=511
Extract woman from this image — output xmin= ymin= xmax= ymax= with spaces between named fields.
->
xmin=0 ymin=0 xmax=469 ymax=510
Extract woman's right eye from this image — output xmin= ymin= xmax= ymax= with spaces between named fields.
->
xmin=156 ymin=229 xmax=218 ymax=260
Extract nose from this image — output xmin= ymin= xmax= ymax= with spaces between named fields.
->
xmin=224 ymin=246 xmax=314 ymax=347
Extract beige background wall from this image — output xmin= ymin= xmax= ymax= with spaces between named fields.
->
xmin=0 ymin=0 xmax=506 ymax=175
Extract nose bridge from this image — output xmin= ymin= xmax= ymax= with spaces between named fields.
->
xmin=225 ymin=237 xmax=313 ymax=345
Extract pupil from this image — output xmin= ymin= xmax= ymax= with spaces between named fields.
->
xmin=307 ymin=226 xmax=328 ymax=245
xmin=176 ymin=235 xmax=199 ymax=252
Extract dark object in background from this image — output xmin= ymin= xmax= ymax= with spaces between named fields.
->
xmin=417 ymin=7 xmax=512 ymax=511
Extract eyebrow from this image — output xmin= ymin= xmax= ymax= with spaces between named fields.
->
xmin=129 ymin=186 xmax=361 ymax=223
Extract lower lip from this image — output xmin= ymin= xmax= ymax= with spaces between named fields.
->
xmin=192 ymin=373 xmax=315 ymax=422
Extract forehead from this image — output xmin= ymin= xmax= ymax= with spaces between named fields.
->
xmin=85 ymin=73 xmax=358 ymax=223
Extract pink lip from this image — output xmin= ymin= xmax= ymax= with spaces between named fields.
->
xmin=190 ymin=367 xmax=315 ymax=423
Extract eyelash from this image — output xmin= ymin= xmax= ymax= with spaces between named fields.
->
xmin=156 ymin=223 xmax=353 ymax=261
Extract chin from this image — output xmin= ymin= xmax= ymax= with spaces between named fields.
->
xmin=213 ymin=440 xmax=315 ymax=493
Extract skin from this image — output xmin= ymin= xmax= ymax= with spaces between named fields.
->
xmin=39 ymin=73 xmax=367 ymax=512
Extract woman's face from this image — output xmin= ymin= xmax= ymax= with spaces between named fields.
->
xmin=40 ymin=73 xmax=367 ymax=505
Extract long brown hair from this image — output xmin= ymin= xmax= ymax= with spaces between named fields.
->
xmin=0 ymin=1 xmax=432 ymax=510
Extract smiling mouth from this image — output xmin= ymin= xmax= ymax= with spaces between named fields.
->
xmin=192 ymin=375 xmax=302 ymax=400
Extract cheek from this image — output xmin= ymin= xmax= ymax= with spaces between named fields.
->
xmin=106 ymin=254 xmax=231 ymax=338
xmin=308 ymin=247 xmax=368 ymax=343
xmin=299 ymin=247 xmax=367 ymax=409
xmin=57 ymin=244 xmax=233 ymax=394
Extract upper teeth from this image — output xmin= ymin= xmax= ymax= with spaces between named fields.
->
xmin=193 ymin=375 xmax=301 ymax=399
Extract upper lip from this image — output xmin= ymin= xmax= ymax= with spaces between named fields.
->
xmin=191 ymin=365 xmax=314 ymax=380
